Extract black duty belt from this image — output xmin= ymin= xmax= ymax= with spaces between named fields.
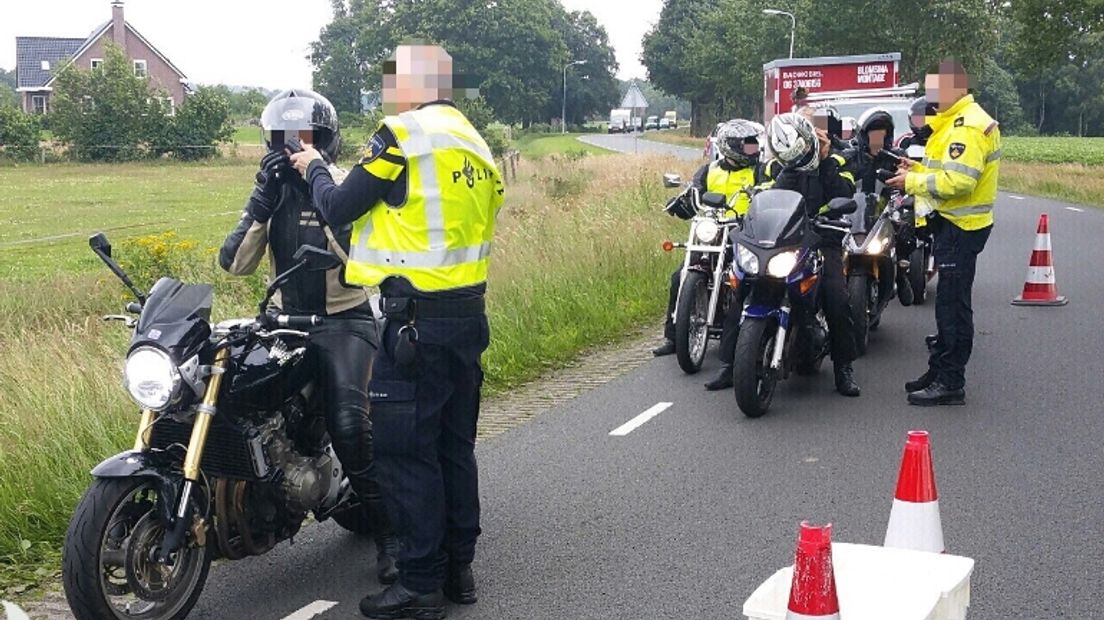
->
xmin=380 ymin=296 xmax=485 ymax=320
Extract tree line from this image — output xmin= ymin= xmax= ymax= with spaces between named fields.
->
xmin=309 ymin=0 xmax=622 ymax=128
xmin=642 ymin=0 xmax=1104 ymax=136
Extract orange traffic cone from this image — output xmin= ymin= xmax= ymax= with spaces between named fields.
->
xmin=786 ymin=522 xmax=840 ymax=620
xmin=884 ymin=430 xmax=944 ymax=553
xmin=1012 ymin=213 xmax=1068 ymax=306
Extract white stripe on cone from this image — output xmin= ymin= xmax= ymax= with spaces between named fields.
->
xmin=1033 ymin=233 xmax=1052 ymax=252
xmin=786 ymin=612 xmax=841 ymax=620
xmin=884 ymin=498 xmax=944 ymax=553
xmin=1025 ymin=266 xmax=1056 ymax=284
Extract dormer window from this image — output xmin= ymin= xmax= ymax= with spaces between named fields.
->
xmin=133 ymin=60 xmax=147 ymax=78
xmin=40 ymin=60 xmax=50 ymax=71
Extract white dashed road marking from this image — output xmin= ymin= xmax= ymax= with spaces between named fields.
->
xmin=1008 ymin=195 xmax=1025 ymax=200
xmin=609 ymin=402 xmax=674 ymax=436
xmin=280 ymin=600 xmax=338 ymax=620
xmin=1065 ymin=206 xmax=1085 ymax=213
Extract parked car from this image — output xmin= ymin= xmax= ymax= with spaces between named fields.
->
xmin=645 ymin=115 xmax=660 ymax=130
xmin=659 ymin=118 xmax=671 ymax=129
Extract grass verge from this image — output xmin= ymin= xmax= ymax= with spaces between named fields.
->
xmin=513 ymin=133 xmax=611 ymax=159
xmin=0 ymin=150 xmax=693 ymax=594
xmin=639 ymin=127 xmax=705 ymax=149
xmin=999 ymin=162 xmax=1104 ymax=208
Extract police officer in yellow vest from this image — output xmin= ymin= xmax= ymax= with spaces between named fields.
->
xmin=655 ymin=119 xmax=764 ymax=381
xmin=887 ymin=59 xmax=1000 ymax=406
xmin=291 ymin=44 xmax=503 ymax=619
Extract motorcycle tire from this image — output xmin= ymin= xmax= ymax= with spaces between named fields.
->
xmin=733 ymin=317 xmax=778 ymax=418
xmin=909 ymin=247 xmax=928 ymax=304
xmin=331 ymin=504 xmax=375 ymax=537
xmin=847 ymin=275 xmax=870 ymax=356
xmin=63 ymin=477 xmax=212 ymax=620
xmin=674 ymin=270 xmax=710 ymax=375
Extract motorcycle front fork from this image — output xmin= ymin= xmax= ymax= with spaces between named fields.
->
xmin=156 ymin=347 xmax=230 ymax=562
xmin=769 ymin=303 xmax=791 ymax=371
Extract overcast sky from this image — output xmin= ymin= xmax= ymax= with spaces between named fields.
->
xmin=1 ymin=0 xmax=660 ymax=89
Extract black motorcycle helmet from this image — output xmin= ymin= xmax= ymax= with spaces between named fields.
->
xmin=857 ymin=109 xmax=895 ymax=155
xmin=261 ymin=89 xmax=341 ymax=162
xmin=909 ymin=96 xmax=937 ymax=143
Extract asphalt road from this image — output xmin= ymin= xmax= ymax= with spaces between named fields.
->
xmin=179 ymin=149 xmax=1102 ymax=619
xmin=579 ymin=131 xmax=703 ymax=159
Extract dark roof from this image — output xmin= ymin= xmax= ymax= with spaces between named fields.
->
xmin=15 ymin=36 xmax=89 ymax=88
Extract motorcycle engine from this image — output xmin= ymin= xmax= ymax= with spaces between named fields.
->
xmin=257 ymin=414 xmax=343 ymax=514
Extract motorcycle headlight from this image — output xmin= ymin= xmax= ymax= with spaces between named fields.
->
xmin=124 ymin=346 xmax=181 ymax=411
xmin=767 ymin=250 xmax=799 ymax=278
xmin=736 ymin=244 xmax=759 ymax=275
xmin=866 ymin=237 xmax=885 ymax=255
xmin=694 ymin=219 xmax=720 ymax=244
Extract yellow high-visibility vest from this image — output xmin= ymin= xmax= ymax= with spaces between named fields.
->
xmin=346 ymin=105 xmax=504 ymax=291
xmin=705 ymin=162 xmax=756 ymax=215
xmin=905 ymin=95 xmax=1000 ymax=231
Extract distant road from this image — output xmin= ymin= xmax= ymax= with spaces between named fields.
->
xmin=579 ymin=132 xmax=702 ymax=160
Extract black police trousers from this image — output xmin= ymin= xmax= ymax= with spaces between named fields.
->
xmin=369 ymin=313 xmax=490 ymax=594
xmin=819 ymin=244 xmax=859 ymax=365
xmin=928 ymin=216 xmax=992 ymax=389
xmin=307 ymin=318 xmax=392 ymax=534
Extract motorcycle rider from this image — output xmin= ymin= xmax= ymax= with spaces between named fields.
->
xmin=763 ymin=112 xmax=862 ymax=396
xmin=218 ymin=89 xmax=399 ymax=585
xmin=655 ymin=120 xmax=765 ymax=360
xmin=896 ymin=96 xmax=936 ymax=154
xmin=847 ymin=109 xmax=897 ymax=198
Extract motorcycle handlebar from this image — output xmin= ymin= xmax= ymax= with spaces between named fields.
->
xmin=274 ymin=314 xmax=324 ymax=329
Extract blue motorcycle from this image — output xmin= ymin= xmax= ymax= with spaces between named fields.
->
xmin=730 ymin=190 xmax=856 ymax=418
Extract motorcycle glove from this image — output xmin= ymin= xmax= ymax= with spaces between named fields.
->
xmin=249 ymin=151 xmax=290 ymax=222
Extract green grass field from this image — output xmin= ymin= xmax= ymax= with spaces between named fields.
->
xmin=1002 ymin=136 xmax=1104 ymax=165
xmin=232 ymin=125 xmax=373 ymax=149
xmin=513 ymin=133 xmax=611 ymax=159
xmin=0 ymin=149 xmax=691 ymax=592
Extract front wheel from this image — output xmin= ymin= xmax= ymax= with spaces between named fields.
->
xmin=733 ymin=318 xmax=779 ymax=418
xmin=848 ymin=275 xmax=870 ymax=356
xmin=63 ymin=478 xmax=211 ymax=620
xmin=674 ymin=270 xmax=710 ymax=374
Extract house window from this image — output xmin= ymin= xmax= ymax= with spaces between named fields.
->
xmin=40 ymin=60 xmax=50 ymax=71
xmin=91 ymin=58 xmax=103 ymax=71
xmin=32 ymin=95 xmax=47 ymax=114
xmin=133 ymin=60 xmax=147 ymax=78
xmin=159 ymin=97 xmax=175 ymax=117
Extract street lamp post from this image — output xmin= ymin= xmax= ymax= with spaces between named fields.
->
xmin=762 ymin=9 xmax=796 ymax=59
xmin=562 ymin=60 xmax=586 ymax=134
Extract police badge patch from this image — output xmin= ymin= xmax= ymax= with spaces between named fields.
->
xmin=360 ymin=133 xmax=387 ymax=163
xmin=949 ymin=142 xmax=966 ymax=160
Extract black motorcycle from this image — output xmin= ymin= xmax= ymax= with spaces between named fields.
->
xmin=843 ymin=192 xmax=898 ymax=355
xmin=62 ymin=234 xmax=372 ymax=620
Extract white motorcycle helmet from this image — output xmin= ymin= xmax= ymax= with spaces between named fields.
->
xmin=715 ymin=119 xmax=765 ymax=168
xmin=768 ymin=112 xmax=820 ymax=172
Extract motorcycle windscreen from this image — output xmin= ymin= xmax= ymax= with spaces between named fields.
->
xmin=742 ymin=190 xmax=807 ymax=247
xmin=847 ymin=192 xmax=874 ymax=234
xmin=133 ymin=277 xmax=214 ymax=362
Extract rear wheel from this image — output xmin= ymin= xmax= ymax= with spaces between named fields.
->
xmin=848 ymin=275 xmax=870 ymax=356
xmin=910 ymin=247 xmax=928 ymax=304
xmin=732 ymin=318 xmax=778 ymax=418
xmin=675 ymin=270 xmax=710 ymax=374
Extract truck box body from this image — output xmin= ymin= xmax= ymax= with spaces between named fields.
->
xmin=762 ymin=53 xmax=901 ymax=122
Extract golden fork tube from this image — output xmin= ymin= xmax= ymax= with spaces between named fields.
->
xmin=182 ymin=347 xmax=230 ymax=481
xmin=133 ymin=409 xmax=154 ymax=451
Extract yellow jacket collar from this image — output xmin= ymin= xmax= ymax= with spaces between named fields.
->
xmin=928 ymin=95 xmax=975 ymax=132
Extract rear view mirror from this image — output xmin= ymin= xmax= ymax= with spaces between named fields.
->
xmin=293 ymin=245 xmax=342 ymax=272
xmin=827 ymin=197 xmax=858 ymax=215
xmin=701 ymin=192 xmax=727 ymax=209
xmin=663 ymin=173 xmax=682 ymax=188
xmin=89 ymin=232 xmax=112 ymax=258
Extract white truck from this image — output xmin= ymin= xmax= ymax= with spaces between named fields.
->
xmin=608 ymin=109 xmax=631 ymax=134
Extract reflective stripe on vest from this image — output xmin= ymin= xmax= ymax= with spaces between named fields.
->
xmin=346 ymin=105 xmax=502 ymax=291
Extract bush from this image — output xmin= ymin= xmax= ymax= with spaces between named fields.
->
xmin=0 ymin=106 xmax=40 ymax=161
xmin=169 ymin=87 xmax=233 ymax=161
xmin=483 ymin=122 xmax=511 ymax=159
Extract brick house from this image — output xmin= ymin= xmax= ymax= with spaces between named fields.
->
xmin=15 ymin=1 xmax=189 ymax=115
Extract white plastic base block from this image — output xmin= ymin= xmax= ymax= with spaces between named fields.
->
xmin=743 ymin=543 xmax=974 ymax=620
xmin=884 ymin=498 xmax=945 ymax=553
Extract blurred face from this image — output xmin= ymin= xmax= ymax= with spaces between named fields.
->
xmin=867 ymin=128 xmax=887 ymax=155
xmin=925 ymin=60 xmax=970 ymax=112
xmin=383 ymin=44 xmax=454 ymax=114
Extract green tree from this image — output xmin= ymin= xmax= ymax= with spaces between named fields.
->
xmin=169 ymin=86 xmax=233 ymax=160
xmin=51 ymin=43 xmax=166 ymax=160
xmin=0 ymin=105 xmax=40 ymax=160
xmin=641 ymin=0 xmax=720 ymax=135
xmin=0 ymin=68 xmax=17 ymax=109
xmin=547 ymin=10 xmax=621 ymax=125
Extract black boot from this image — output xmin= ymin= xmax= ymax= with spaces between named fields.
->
xmin=834 ymin=363 xmax=861 ymax=397
xmin=374 ymin=533 xmax=400 ymax=585
xmin=443 ymin=564 xmax=477 ymax=605
xmin=704 ymin=364 xmax=734 ymax=391
xmin=652 ymin=340 xmax=676 ymax=357
xmin=904 ymin=370 xmax=936 ymax=393
xmin=359 ymin=583 xmax=446 ymax=620
xmin=907 ymin=382 xmax=965 ymax=406
xmin=924 ymin=334 xmax=938 ymax=353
